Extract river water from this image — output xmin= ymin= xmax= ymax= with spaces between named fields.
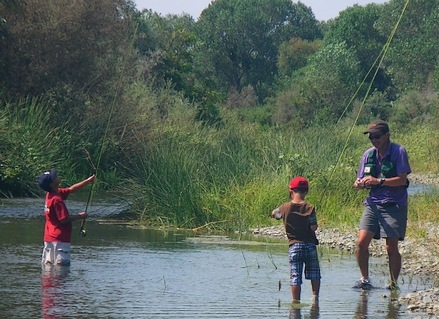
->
xmin=0 ymin=193 xmax=434 ymax=319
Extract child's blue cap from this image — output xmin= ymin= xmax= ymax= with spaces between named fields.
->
xmin=38 ymin=168 xmax=57 ymax=192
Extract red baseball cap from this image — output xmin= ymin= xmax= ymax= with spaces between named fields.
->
xmin=289 ymin=176 xmax=309 ymax=190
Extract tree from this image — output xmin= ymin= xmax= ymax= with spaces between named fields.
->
xmin=272 ymin=41 xmax=361 ymax=126
xmin=195 ymin=0 xmax=322 ymax=101
xmin=375 ymin=0 xmax=439 ymax=91
xmin=324 ymin=4 xmax=390 ymax=93
xmin=277 ymin=37 xmax=321 ymax=78
xmin=134 ymin=10 xmax=222 ymax=125
xmin=135 ymin=11 xmax=200 ymax=99
xmin=0 ymin=0 xmax=142 ymax=179
xmin=0 ymin=0 xmax=136 ymax=98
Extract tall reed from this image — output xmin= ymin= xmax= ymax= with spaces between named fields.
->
xmin=122 ymin=109 xmax=373 ymax=230
xmin=0 ymin=98 xmax=76 ymax=196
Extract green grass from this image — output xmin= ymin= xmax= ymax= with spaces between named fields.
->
xmin=2 ymin=92 xmax=438 ymax=232
xmin=122 ymin=112 xmax=439 ymax=232
xmin=406 ymin=189 xmax=439 ymax=238
xmin=119 ymin=109 xmax=418 ymax=230
xmin=397 ymin=124 xmax=439 ymax=173
xmin=0 ymin=98 xmax=75 ymax=196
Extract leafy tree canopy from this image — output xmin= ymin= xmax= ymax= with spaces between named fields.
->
xmin=136 ymin=11 xmax=199 ymax=99
xmin=0 ymin=0 xmax=136 ymax=98
xmin=196 ymin=0 xmax=322 ymax=101
xmin=277 ymin=37 xmax=321 ymax=78
xmin=323 ymin=4 xmax=390 ymax=93
xmin=375 ymin=0 xmax=439 ymax=91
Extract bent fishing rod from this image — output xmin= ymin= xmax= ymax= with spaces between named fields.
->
xmin=79 ymin=176 xmax=96 ymax=237
xmin=78 ymin=24 xmax=139 ymax=238
xmin=79 ymin=152 xmax=97 ymax=237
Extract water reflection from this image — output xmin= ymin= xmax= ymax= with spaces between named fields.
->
xmin=354 ymin=290 xmax=368 ymax=318
xmin=386 ymin=294 xmax=401 ymax=319
xmin=353 ymin=290 xmax=401 ymax=319
xmin=41 ymin=265 xmax=70 ymax=319
xmin=289 ymin=301 xmax=319 ymax=319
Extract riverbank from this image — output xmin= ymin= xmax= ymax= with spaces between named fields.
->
xmin=252 ymin=224 xmax=439 ymax=316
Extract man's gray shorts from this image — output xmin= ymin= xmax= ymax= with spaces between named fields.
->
xmin=359 ymin=203 xmax=408 ymax=240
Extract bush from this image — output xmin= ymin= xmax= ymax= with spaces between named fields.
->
xmin=390 ymin=90 xmax=438 ymax=125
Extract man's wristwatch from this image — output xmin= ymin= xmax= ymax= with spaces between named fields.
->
xmin=379 ymin=177 xmax=385 ymax=186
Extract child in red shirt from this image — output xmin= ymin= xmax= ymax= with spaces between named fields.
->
xmin=38 ymin=168 xmax=95 ymax=265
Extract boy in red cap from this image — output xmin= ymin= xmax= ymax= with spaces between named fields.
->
xmin=38 ymin=169 xmax=95 ymax=266
xmin=271 ymin=176 xmax=320 ymax=303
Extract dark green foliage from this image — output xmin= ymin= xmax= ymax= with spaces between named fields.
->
xmin=277 ymin=38 xmax=321 ymax=78
xmin=435 ymin=60 xmax=439 ymax=93
xmin=347 ymin=92 xmax=393 ymax=125
xmin=375 ymin=0 xmax=439 ymax=91
xmin=324 ymin=4 xmax=394 ymax=97
xmin=235 ymin=105 xmax=272 ymax=127
xmin=390 ymin=90 xmax=439 ymax=125
xmin=135 ymin=12 xmax=199 ymax=98
xmin=196 ymin=0 xmax=322 ymax=101
xmin=272 ymin=41 xmax=362 ymax=127
xmin=0 ymin=0 xmax=136 ymax=98
xmin=195 ymin=101 xmax=222 ymax=127
xmin=325 ymin=4 xmax=387 ymax=79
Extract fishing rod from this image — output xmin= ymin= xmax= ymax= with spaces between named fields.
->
xmin=79 ymin=187 xmax=93 ymax=237
xmin=78 ymin=22 xmax=139 ymax=237
xmin=78 ymin=106 xmax=113 ymax=237
xmin=79 ymin=151 xmax=97 ymax=237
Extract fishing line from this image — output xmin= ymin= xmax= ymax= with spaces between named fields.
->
xmin=315 ymin=0 xmax=411 ymax=210
xmin=79 ymin=22 xmax=139 ymax=237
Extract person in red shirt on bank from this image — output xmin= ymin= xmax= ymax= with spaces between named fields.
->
xmin=38 ymin=168 xmax=95 ymax=266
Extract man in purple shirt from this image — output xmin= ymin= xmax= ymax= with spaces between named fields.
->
xmin=353 ymin=120 xmax=411 ymax=291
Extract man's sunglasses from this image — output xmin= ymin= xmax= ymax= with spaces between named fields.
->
xmin=368 ymin=133 xmax=383 ymax=140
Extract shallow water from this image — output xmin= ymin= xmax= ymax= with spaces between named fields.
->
xmin=0 ymin=197 xmax=433 ymax=318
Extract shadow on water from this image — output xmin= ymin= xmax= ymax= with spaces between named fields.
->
xmin=0 ymin=193 xmax=436 ymax=319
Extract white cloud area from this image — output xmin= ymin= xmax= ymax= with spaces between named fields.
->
xmin=134 ymin=0 xmax=389 ymax=21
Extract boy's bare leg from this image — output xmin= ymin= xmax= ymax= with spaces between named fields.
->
xmin=291 ymin=285 xmax=301 ymax=302
xmin=311 ymin=279 xmax=320 ymax=298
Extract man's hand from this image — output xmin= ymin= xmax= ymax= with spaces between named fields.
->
xmin=354 ymin=178 xmax=366 ymax=189
xmin=355 ymin=176 xmax=381 ymax=189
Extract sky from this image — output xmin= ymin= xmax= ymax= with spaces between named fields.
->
xmin=134 ymin=0 xmax=389 ymax=21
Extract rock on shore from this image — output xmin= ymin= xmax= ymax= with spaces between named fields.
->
xmin=410 ymin=173 xmax=439 ymax=185
xmin=252 ymin=223 xmax=439 ymax=316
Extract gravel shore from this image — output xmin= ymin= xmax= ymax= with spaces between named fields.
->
xmin=410 ymin=173 xmax=439 ymax=186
